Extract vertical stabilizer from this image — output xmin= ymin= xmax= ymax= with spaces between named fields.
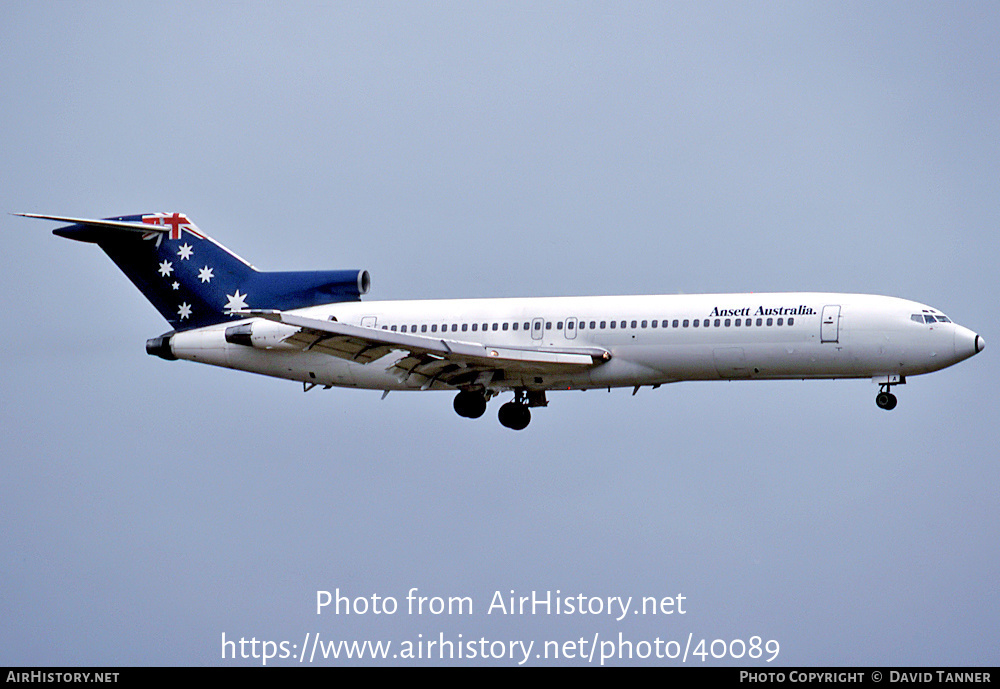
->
xmin=20 ymin=212 xmax=370 ymax=330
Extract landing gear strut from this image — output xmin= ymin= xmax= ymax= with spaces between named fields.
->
xmin=875 ymin=385 xmax=898 ymax=410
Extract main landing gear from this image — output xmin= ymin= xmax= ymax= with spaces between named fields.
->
xmin=875 ymin=384 xmax=898 ymax=410
xmin=453 ymin=390 xmax=488 ymax=418
xmin=498 ymin=399 xmax=531 ymax=431
xmin=498 ymin=390 xmax=548 ymax=430
xmin=453 ymin=389 xmax=544 ymax=430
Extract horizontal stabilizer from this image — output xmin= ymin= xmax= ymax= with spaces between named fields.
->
xmin=13 ymin=213 xmax=167 ymax=234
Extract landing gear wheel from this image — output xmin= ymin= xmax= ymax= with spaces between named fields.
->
xmin=498 ymin=402 xmax=531 ymax=430
xmin=875 ymin=391 xmax=897 ymax=410
xmin=453 ymin=390 xmax=487 ymax=419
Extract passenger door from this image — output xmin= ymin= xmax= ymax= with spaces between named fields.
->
xmin=821 ymin=305 xmax=841 ymax=343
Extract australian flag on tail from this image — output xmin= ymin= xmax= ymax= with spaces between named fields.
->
xmin=19 ymin=212 xmax=370 ymax=331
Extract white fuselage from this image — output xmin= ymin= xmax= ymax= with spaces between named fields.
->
xmin=167 ymin=292 xmax=982 ymax=393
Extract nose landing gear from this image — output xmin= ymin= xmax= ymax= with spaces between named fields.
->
xmin=875 ymin=385 xmax=898 ymax=410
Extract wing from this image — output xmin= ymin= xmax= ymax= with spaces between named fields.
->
xmin=245 ymin=309 xmax=610 ymax=389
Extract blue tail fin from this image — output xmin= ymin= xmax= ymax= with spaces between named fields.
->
xmin=22 ymin=212 xmax=369 ymax=330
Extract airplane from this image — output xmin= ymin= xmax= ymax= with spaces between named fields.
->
xmin=18 ymin=211 xmax=985 ymax=430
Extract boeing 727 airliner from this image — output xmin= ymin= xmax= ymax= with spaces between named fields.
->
xmin=20 ymin=212 xmax=984 ymax=429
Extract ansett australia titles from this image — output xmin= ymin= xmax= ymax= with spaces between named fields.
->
xmin=709 ymin=305 xmax=816 ymax=318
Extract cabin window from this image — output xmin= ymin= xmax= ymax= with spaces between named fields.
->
xmin=431 ymin=324 xmax=437 ymax=332
xmin=672 ymin=320 xmax=678 ymax=328
xmin=682 ymin=319 xmax=689 ymax=327
xmin=462 ymin=324 xmax=468 ymax=331
xmin=590 ymin=321 xmax=597 ymax=329
xmin=631 ymin=320 xmax=637 ymax=328
xmin=600 ymin=321 xmax=606 ymax=329
xmin=756 ymin=318 xmax=763 ymax=326
xmin=472 ymin=323 xmax=478 ymax=331
xmin=523 ymin=322 xmax=529 ymax=330
xmin=788 ymin=317 xmax=794 ymax=326
xmin=777 ymin=318 xmax=783 ymax=326
xmin=766 ymin=318 xmax=773 ymax=326
xmin=557 ymin=322 xmax=563 ymax=329
xmin=502 ymin=322 xmax=509 ymax=331
xmin=512 ymin=322 xmax=518 ymax=331
xmin=610 ymin=321 xmax=616 ymax=329
xmin=491 ymin=323 xmax=498 ymax=331
xmin=533 ymin=322 xmax=541 ymax=331
xmin=693 ymin=319 xmax=699 ymax=328
xmin=546 ymin=322 xmax=552 ymax=330
xmin=391 ymin=325 xmax=397 ymax=331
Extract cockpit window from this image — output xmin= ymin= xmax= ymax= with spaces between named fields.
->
xmin=912 ymin=313 xmax=952 ymax=324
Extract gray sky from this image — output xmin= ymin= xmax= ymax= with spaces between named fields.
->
xmin=2 ymin=1 xmax=997 ymax=666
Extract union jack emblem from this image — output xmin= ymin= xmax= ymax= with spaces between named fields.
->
xmin=141 ymin=213 xmax=207 ymax=241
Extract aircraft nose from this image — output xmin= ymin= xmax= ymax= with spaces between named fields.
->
xmin=953 ymin=326 xmax=983 ymax=361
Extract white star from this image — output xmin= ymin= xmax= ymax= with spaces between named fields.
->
xmin=198 ymin=266 xmax=214 ymax=283
xmin=158 ymin=260 xmax=174 ymax=277
xmin=178 ymin=243 xmax=194 ymax=260
xmin=224 ymin=289 xmax=249 ymax=315
xmin=178 ymin=302 xmax=192 ymax=320
xmin=171 ymin=281 xmax=180 ymax=290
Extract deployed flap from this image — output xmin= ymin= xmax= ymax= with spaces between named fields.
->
xmin=245 ymin=309 xmax=610 ymax=387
